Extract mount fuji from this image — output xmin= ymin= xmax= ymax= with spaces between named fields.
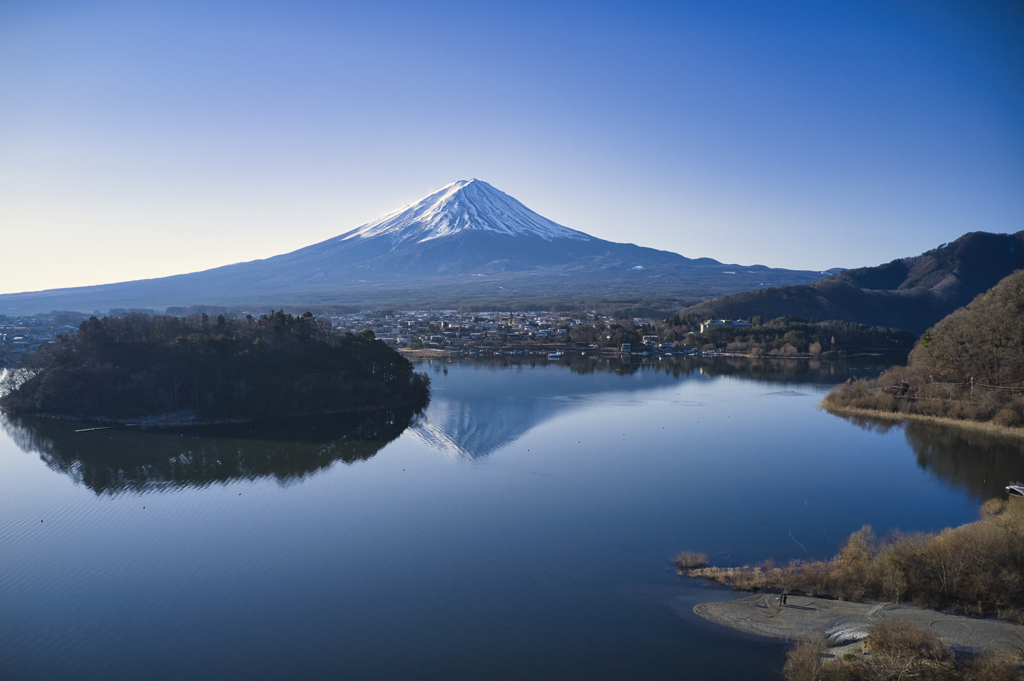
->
xmin=342 ymin=179 xmax=591 ymax=244
xmin=0 ymin=179 xmax=830 ymax=314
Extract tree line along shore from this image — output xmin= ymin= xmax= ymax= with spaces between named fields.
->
xmin=0 ymin=310 xmax=430 ymax=423
xmin=821 ymin=268 xmax=1024 ymax=434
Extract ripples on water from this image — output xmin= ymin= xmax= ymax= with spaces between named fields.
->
xmin=2 ymin=355 xmax=1022 ymax=681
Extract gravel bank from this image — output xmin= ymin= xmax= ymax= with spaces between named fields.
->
xmin=695 ymin=594 xmax=1024 ymax=654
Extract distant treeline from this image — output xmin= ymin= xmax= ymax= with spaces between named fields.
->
xmin=823 ymin=269 xmax=1024 ymax=429
xmin=0 ymin=311 xmax=430 ymax=422
xmin=450 ymin=299 xmax=686 ymax=318
xmin=547 ymin=314 xmax=915 ymax=353
xmin=663 ymin=314 xmax=917 ymax=354
xmin=163 ymin=304 xmax=366 ymax=317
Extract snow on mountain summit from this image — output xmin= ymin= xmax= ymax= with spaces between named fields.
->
xmin=339 ymin=179 xmax=591 ymax=245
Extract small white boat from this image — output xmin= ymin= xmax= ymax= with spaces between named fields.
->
xmin=1007 ymin=482 xmax=1024 ymax=497
xmin=548 ymin=352 xmax=564 ymax=360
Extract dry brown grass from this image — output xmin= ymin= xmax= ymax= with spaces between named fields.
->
xmin=821 ymin=375 xmax=1024 ymax=438
xmin=672 ymin=550 xmax=708 ymax=570
xmin=862 ymin=619 xmax=952 ymax=679
xmin=781 ymin=639 xmax=828 ymax=681
xmin=686 ymin=565 xmax=765 ymax=585
xmin=961 ymin=652 xmax=1022 ymax=681
xmin=781 ymin=620 xmax=1022 ymax=681
xmin=683 ymin=498 xmax=1024 ymax=622
xmin=822 ymin=404 xmax=1024 ymax=441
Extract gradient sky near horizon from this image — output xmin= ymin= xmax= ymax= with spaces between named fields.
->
xmin=1 ymin=0 xmax=1022 ymax=295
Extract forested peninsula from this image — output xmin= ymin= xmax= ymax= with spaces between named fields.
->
xmin=822 ymin=269 xmax=1024 ymax=433
xmin=0 ymin=311 xmax=430 ymax=423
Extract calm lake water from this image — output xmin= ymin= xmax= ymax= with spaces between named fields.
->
xmin=2 ymin=355 xmax=1023 ymax=680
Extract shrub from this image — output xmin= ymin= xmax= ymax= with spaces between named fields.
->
xmin=781 ymin=639 xmax=825 ymax=681
xmin=673 ymin=550 xmax=708 ymax=570
xmin=974 ymin=392 xmax=1004 ymax=422
xmin=962 ymin=651 xmax=1022 ymax=681
xmin=865 ymin=619 xmax=947 ymax=661
xmin=993 ymin=406 xmax=1024 ymax=428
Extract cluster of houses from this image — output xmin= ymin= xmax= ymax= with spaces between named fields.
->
xmin=0 ymin=316 xmax=78 ymax=364
xmin=327 ymin=313 xmax=752 ymax=355
xmin=327 ymin=310 xmax=667 ymax=353
xmin=0 ymin=309 xmax=753 ymax=362
xmin=330 ymin=310 xmax=582 ymax=348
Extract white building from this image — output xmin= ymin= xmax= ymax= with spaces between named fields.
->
xmin=700 ymin=319 xmax=753 ymax=334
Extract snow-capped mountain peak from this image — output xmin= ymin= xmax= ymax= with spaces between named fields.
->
xmin=339 ymin=179 xmax=591 ymax=245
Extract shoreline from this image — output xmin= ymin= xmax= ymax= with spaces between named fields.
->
xmin=398 ymin=348 xmax=900 ymax=360
xmin=398 ymin=348 xmax=458 ymax=358
xmin=719 ymin=350 xmax=899 ymax=360
xmin=821 ymin=404 xmax=1024 ymax=440
xmin=694 ymin=594 xmax=1024 ymax=655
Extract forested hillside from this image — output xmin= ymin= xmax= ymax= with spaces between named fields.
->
xmin=681 ymin=231 xmax=1024 ymax=334
xmin=663 ymin=314 xmax=916 ymax=354
xmin=0 ymin=311 xmax=430 ymax=422
xmin=823 ymin=269 xmax=1024 ymax=429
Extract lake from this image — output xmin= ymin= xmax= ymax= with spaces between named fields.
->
xmin=2 ymin=355 xmax=1022 ymax=680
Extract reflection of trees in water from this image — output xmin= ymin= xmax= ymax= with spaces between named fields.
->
xmin=692 ymin=354 xmax=904 ymax=384
xmin=834 ymin=414 xmax=905 ymax=436
xmin=423 ymin=354 xmax=903 ymax=384
xmin=1 ymin=408 xmax=421 ymax=495
xmin=839 ymin=414 xmax=1024 ymax=501
xmin=904 ymin=421 xmax=1024 ymax=501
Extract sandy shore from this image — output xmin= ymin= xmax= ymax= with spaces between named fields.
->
xmin=695 ymin=594 xmax=1024 ymax=654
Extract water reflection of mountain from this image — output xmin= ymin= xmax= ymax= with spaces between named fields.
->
xmin=840 ymin=414 xmax=1024 ymax=501
xmin=409 ymin=393 xmax=589 ymax=459
xmin=1 ymin=408 xmax=420 ymax=494
xmin=410 ymin=355 xmax=899 ymax=459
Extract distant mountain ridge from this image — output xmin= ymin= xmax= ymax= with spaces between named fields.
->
xmin=0 ymin=180 xmax=829 ymax=314
xmin=681 ymin=231 xmax=1024 ymax=335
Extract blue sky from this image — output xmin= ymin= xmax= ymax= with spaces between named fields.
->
xmin=1 ymin=0 xmax=1022 ymax=294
